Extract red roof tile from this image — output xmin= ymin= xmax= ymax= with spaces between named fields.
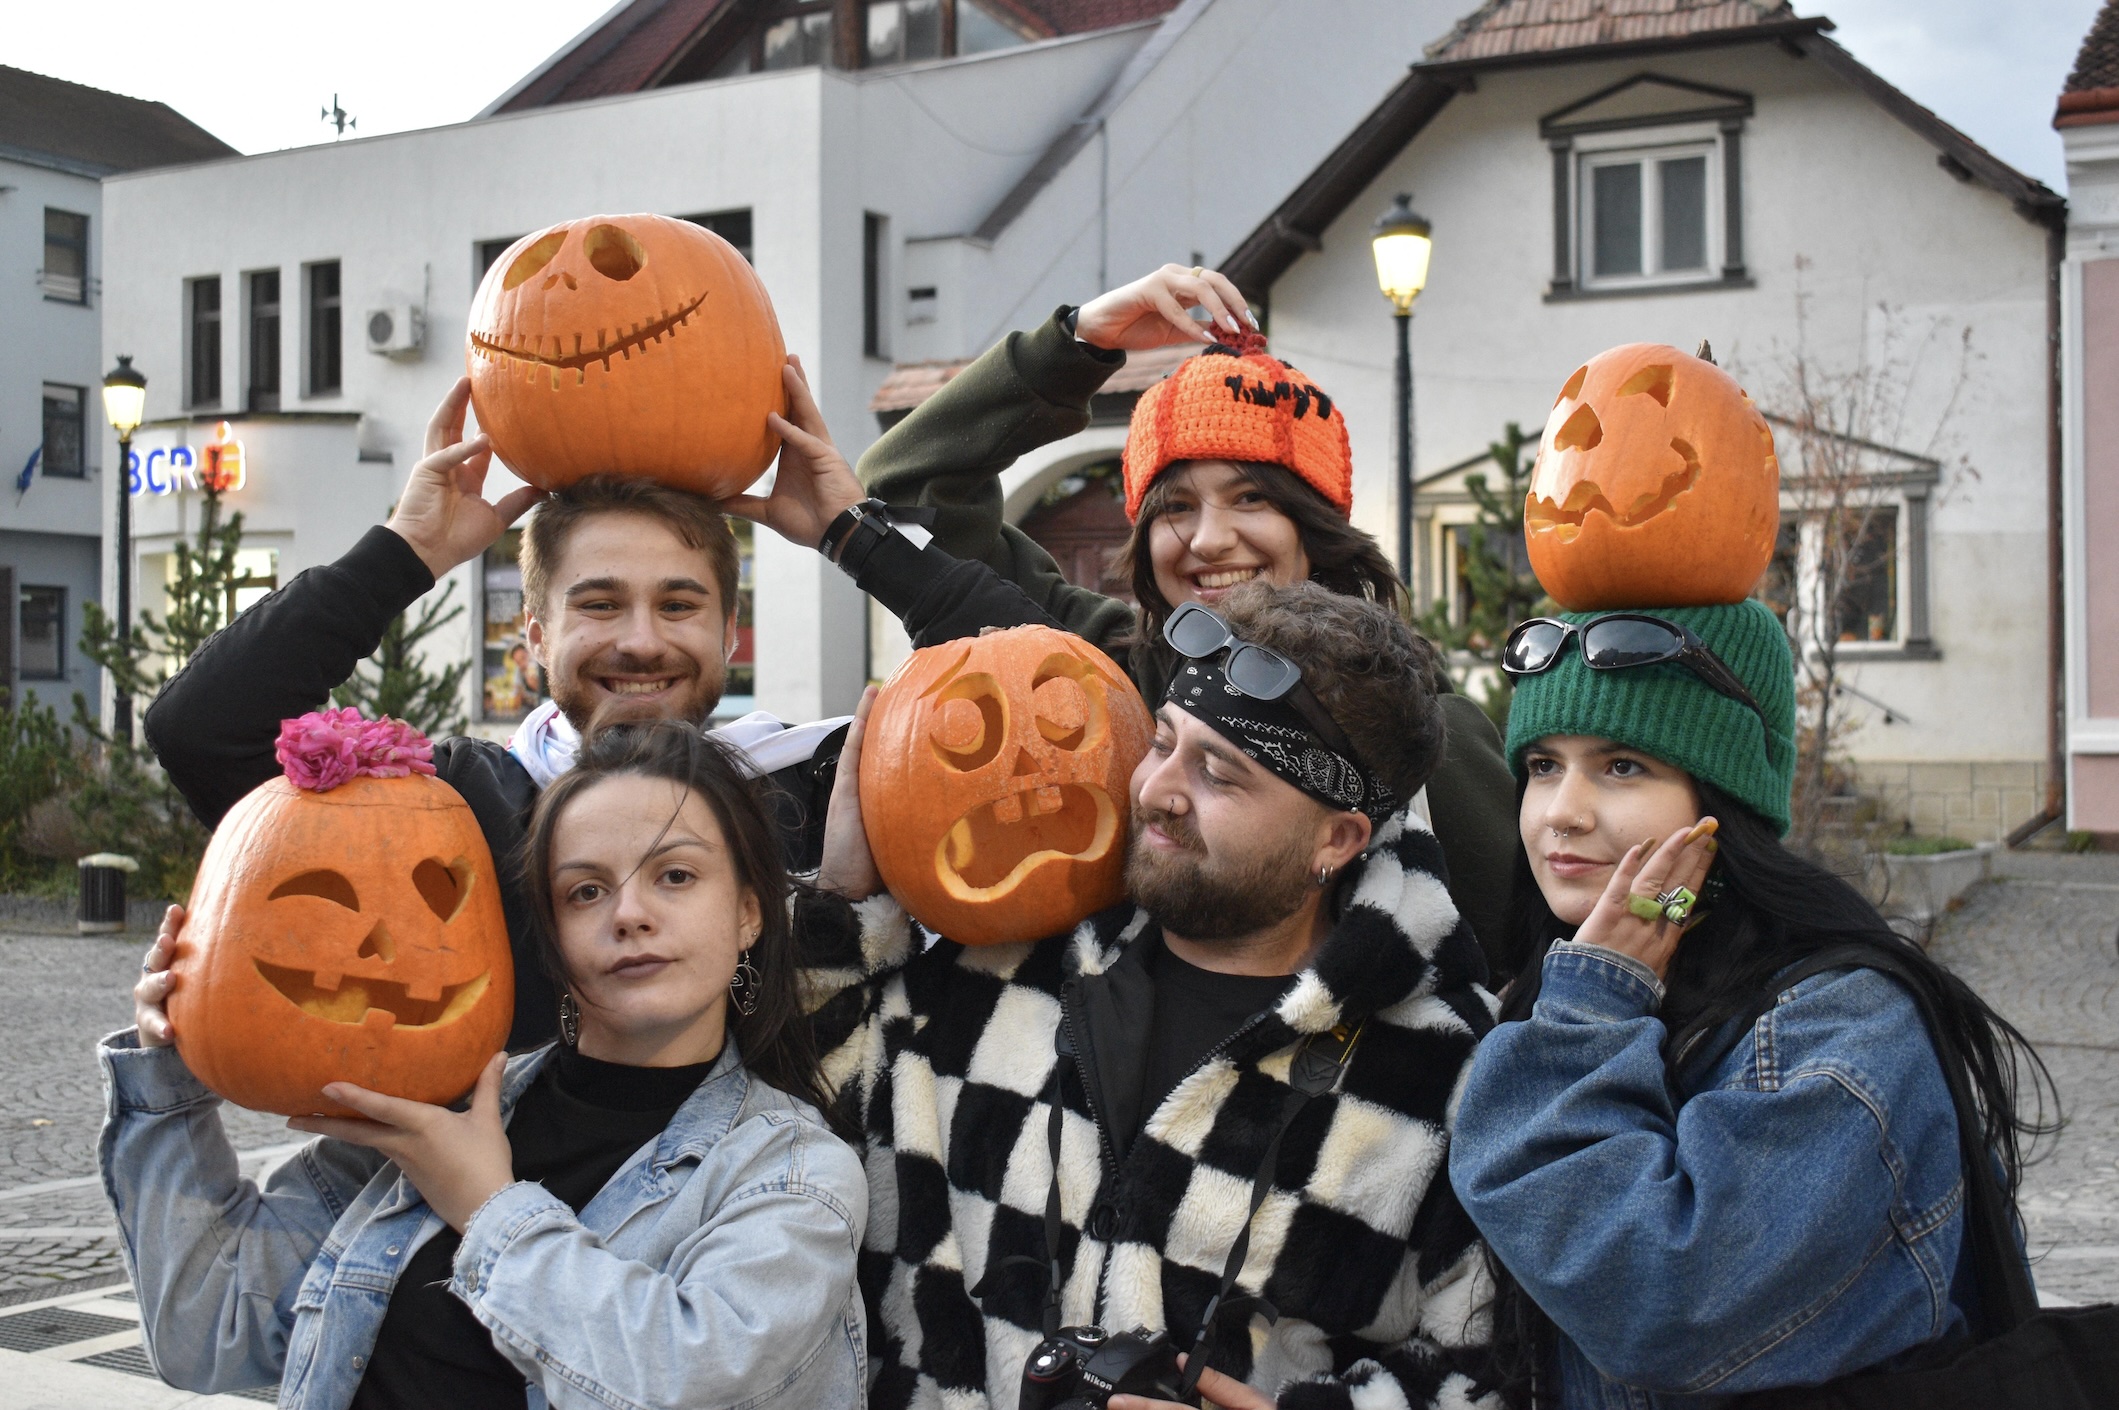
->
xmin=1426 ymin=0 xmax=1796 ymax=64
xmin=2059 ymin=0 xmax=2119 ymax=127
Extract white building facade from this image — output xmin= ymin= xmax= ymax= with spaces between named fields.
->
xmin=98 ymin=0 xmax=1459 ymax=734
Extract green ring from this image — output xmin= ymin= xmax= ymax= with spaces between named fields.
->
xmin=1625 ymin=893 xmax=1665 ymax=924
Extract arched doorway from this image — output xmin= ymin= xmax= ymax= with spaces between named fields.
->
xmin=1018 ymin=459 xmax=1131 ymax=601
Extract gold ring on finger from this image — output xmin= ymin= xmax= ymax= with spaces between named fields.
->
xmin=1190 ymin=265 xmax=1206 ymax=278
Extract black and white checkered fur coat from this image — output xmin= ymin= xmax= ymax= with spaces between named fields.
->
xmin=799 ymin=810 xmax=1501 ymax=1409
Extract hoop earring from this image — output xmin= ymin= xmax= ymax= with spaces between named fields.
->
xmin=1316 ymin=863 xmax=1334 ymax=888
xmin=557 ymin=991 xmax=581 ymax=1048
xmin=729 ymin=953 xmax=762 ymax=1018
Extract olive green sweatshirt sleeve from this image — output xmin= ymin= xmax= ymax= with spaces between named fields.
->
xmin=1425 ymin=694 xmax=1522 ymax=984
xmin=858 ymin=307 xmax=1138 ymax=653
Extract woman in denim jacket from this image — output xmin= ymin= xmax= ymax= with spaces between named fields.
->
xmin=100 ymin=723 xmax=867 ymax=1410
xmin=1447 ymin=602 xmax=2050 ymax=1409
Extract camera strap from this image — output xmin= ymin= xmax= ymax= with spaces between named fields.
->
xmin=1176 ymin=1019 xmax=1364 ymax=1398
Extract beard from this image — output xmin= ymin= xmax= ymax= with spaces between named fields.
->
xmin=549 ymin=648 xmax=723 ymax=737
xmin=1123 ymin=802 xmax=1315 ymax=943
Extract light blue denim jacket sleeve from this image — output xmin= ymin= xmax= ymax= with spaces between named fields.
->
xmin=1448 ymin=943 xmax=1971 ymax=1400
xmin=97 ymin=1029 xmax=388 ymax=1393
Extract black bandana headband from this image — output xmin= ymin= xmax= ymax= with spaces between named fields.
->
xmin=1165 ymin=656 xmax=1397 ymax=824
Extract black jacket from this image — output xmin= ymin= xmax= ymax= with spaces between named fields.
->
xmin=143 ymin=526 xmax=844 ymax=1048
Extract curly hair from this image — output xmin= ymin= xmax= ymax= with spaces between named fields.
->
xmin=1212 ymin=579 xmax=1448 ymax=805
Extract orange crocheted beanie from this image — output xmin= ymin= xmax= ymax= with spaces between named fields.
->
xmin=1121 ymin=330 xmax=1353 ymax=521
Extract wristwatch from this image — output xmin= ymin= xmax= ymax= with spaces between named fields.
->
xmin=820 ymin=498 xmax=894 ymax=576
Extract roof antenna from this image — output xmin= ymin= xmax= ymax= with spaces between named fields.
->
xmin=321 ymin=95 xmax=356 ymax=139
xmin=1695 ymin=339 xmax=1715 ymax=364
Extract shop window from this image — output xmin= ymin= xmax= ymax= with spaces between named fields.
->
xmin=228 ymin=548 xmax=279 ymax=618
xmin=720 ymin=518 xmax=756 ymax=715
xmin=678 ymin=209 xmax=753 ymax=264
xmin=247 ymin=269 xmax=282 ymax=412
xmin=867 ymin=0 xmax=942 ymax=65
xmin=306 ymin=261 xmax=341 ymax=396
xmin=40 ymin=384 xmax=86 ymax=479
xmin=1581 ymin=145 xmax=1714 ymax=287
xmin=189 ymin=277 xmax=222 ymax=407
xmin=42 ymin=208 xmax=88 ymax=304
xmin=481 ymin=530 xmax=545 ymax=723
xmin=19 ymin=585 xmax=65 ymax=680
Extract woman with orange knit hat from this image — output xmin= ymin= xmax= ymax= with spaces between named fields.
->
xmin=734 ymin=265 xmax=1519 ymax=964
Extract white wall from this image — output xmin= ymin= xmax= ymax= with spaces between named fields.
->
xmin=1267 ymin=42 xmax=2054 ymax=770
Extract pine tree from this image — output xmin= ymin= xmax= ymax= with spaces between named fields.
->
xmin=333 ymin=581 xmax=471 ymax=737
xmin=1416 ymin=422 xmax=1549 ymax=731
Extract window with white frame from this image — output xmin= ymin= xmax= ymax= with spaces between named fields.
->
xmin=1540 ymin=74 xmax=1753 ymax=301
xmin=1580 ymin=141 xmax=1716 ymax=286
xmin=1758 ymin=488 xmax=1935 ymax=657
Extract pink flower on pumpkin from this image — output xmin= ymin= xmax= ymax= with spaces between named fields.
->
xmin=275 ymin=709 xmax=436 ymax=791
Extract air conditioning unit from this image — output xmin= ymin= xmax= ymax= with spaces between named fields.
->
xmin=365 ymin=305 xmax=425 ymax=358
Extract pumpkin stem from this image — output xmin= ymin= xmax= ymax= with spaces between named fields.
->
xmin=1695 ymin=340 xmax=1715 ymax=364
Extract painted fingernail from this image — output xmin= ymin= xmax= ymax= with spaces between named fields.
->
xmin=1685 ymin=818 xmax=1720 ymax=844
xmin=1703 ymin=838 xmax=1718 ymax=855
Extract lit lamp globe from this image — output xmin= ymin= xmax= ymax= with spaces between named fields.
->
xmin=1370 ymin=193 xmax=1433 ymax=313
xmin=102 ymin=355 xmax=147 ymax=435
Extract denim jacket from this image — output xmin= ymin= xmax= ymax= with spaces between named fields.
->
xmin=98 ymin=1031 xmax=867 ymax=1410
xmin=1449 ymin=942 xmax=1990 ymax=1410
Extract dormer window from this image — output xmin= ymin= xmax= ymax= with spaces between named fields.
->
xmin=1542 ymin=74 xmax=1754 ymax=300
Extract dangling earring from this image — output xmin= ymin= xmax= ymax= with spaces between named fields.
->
xmin=729 ymin=952 xmax=762 ymax=1018
xmin=557 ymin=991 xmax=581 ymax=1048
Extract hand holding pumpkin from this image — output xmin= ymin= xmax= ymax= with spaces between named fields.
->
xmin=385 ymin=377 xmax=547 ymax=580
xmin=1075 ymin=263 xmax=1252 ymax=352
xmin=723 ymin=356 xmax=865 ymax=553
xmin=133 ymin=905 xmax=183 ymax=1048
xmin=289 ymin=1050 xmax=515 ymax=1234
xmin=817 ymin=686 xmax=882 ymax=901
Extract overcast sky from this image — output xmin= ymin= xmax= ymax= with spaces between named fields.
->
xmin=5 ymin=0 xmax=2104 ymax=190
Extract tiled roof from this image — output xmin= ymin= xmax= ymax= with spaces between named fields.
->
xmin=2057 ymin=0 xmax=2119 ymax=128
xmin=492 ymin=0 xmax=1183 ymax=114
xmin=871 ymin=341 xmax=1193 ymax=413
xmin=1426 ymin=0 xmax=1797 ymax=64
xmin=0 ymin=65 xmax=235 ymax=175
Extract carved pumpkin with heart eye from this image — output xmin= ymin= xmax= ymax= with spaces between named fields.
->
xmin=170 ymin=768 xmax=513 ymax=1117
xmin=861 ymin=626 xmax=1154 ymax=945
xmin=1524 ymin=342 xmax=1780 ymax=610
xmin=466 ymin=212 xmax=786 ymax=498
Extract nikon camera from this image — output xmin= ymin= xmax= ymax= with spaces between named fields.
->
xmin=1018 ymin=1325 xmax=1194 ymax=1409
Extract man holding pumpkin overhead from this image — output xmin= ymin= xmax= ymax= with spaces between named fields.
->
xmin=145 ymin=373 xmax=852 ymax=1051
xmin=800 ymin=580 xmax=1499 ymax=1410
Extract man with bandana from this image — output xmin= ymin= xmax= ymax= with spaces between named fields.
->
xmin=801 ymin=581 xmax=1500 ymax=1410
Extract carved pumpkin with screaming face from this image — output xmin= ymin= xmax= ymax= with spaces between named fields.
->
xmin=862 ymin=626 xmax=1154 ymax=945
xmin=466 ymin=212 xmax=786 ymax=498
xmin=170 ymin=718 xmax=513 ymax=1117
xmin=1524 ymin=342 xmax=1780 ymax=610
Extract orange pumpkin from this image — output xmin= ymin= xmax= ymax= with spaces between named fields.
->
xmin=171 ymin=772 xmax=514 ymax=1116
xmin=466 ymin=213 xmax=786 ymax=497
xmin=1524 ymin=343 xmax=1779 ymax=610
xmin=861 ymin=626 xmax=1154 ymax=945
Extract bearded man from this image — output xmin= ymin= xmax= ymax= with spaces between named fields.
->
xmin=145 ymin=374 xmax=849 ymax=1047
xmin=803 ymin=580 xmax=1499 ymax=1410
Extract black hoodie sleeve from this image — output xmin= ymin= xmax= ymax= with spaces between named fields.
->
xmin=143 ymin=526 xmax=438 ymax=829
xmin=850 ymin=523 xmax=1064 ymax=647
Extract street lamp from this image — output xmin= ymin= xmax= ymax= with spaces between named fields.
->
xmin=1371 ymin=193 xmax=1432 ymax=596
xmin=101 ymin=355 xmax=146 ymax=743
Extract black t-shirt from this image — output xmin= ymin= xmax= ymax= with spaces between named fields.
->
xmin=350 ymin=1047 xmax=715 ymax=1410
xmin=1132 ymin=936 xmax=1293 ymax=1148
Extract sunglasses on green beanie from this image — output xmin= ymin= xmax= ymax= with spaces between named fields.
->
xmin=1501 ymin=613 xmax=1769 ymax=737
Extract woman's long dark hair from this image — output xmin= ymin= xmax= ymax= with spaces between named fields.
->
xmin=1479 ymin=779 xmax=2058 ymax=1407
xmin=1115 ymin=460 xmax=1416 ymax=683
xmin=521 ymin=721 xmax=848 ymax=1137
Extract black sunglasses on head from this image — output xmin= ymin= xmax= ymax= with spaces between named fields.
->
xmin=1501 ymin=613 xmax=1770 ymax=735
xmin=1162 ymin=602 xmax=1368 ymax=774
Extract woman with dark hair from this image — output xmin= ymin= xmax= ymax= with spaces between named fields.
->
xmin=733 ymin=266 xmax=1521 ymax=961
xmin=1444 ymin=602 xmax=2054 ymax=1407
xmin=104 ymin=722 xmax=865 ymax=1410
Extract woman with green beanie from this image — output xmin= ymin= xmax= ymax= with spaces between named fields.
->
xmin=1446 ymin=599 xmax=2053 ymax=1407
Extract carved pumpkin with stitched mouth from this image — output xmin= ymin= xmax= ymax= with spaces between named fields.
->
xmin=861 ymin=626 xmax=1154 ymax=946
xmin=170 ymin=772 xmax=513 ymax=1117
xmin=1524 ymin=342 xmax=1780 ymax=611
xmin=466 ymin=212 xmax=786 ymax=498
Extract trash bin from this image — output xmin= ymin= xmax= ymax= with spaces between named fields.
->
xmin=77 ymin=853 xmax=140 ymax=934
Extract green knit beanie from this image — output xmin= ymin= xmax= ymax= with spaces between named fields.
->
xmin=1504 ymin=600 xmax=1798 ymax=834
